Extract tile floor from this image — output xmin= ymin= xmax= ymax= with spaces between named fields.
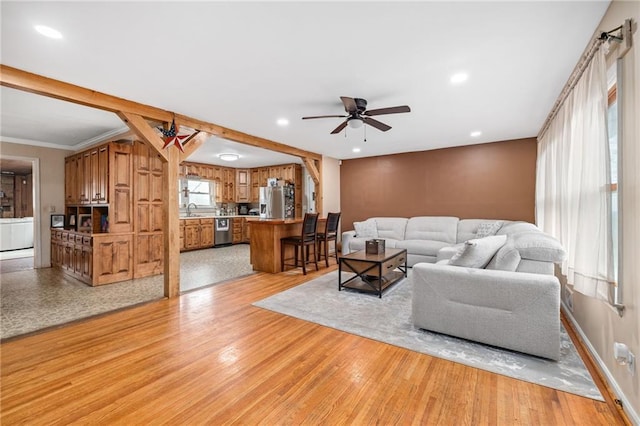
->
xmin=0 ymin=244 xmax=254 ymax=340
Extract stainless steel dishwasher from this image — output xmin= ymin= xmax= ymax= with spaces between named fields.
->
xmin=214 ymin=217 xmax=232 ymax=246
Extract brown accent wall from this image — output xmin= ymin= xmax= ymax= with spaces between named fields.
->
xmin=340 ymin=138 xmax=537 ymax=230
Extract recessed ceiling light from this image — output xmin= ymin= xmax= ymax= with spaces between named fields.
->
xmin=470 ymin=131 xmax=482 ymax=137
xmin=218 ymin=153 xmax=240 ymax=162
xmin=34 ymin=25 xmax=63 ymax=39
xmin=276 ymin=118 xmax=289 ymax=126
xmin=450 ymin=72 xmax=468 ymax=84
xmin=352 ymin=147 xmax=361 ymax=153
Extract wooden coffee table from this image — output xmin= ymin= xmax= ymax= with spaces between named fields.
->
xmin=338 ymin=248 xmax=408 ymax=298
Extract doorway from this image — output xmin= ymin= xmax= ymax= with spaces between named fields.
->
xmin=0 ymin=155 xmax=40 ymax=270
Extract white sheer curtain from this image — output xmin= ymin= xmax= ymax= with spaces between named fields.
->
xmin=536 ymin=47 xmax=614 ymax=299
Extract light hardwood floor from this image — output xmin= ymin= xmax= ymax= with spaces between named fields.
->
xmin=0 ymin=264 xmax=628 ymax=425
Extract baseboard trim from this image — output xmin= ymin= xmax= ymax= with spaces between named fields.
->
xmin=562 ymin=302 xmax=639 ymax=426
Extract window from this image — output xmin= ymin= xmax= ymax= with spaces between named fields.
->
xmin=180 ymin=178 xmax=215 ymax=207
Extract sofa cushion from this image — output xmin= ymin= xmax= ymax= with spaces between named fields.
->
xmin=371 ymin=217 xmax=408 ymax=241
xmin=497 ymin=221 xmax=539 ymax=236
xmin=486 ymin=241 xmax=521 ymax=272
xmin=457 ymin=219 xmax=489 ymax=243
xmin=353 ymin=219 xmax=378 ymax=238
xmin=405 ymin=216 xmax=458 ymax=244
xmin=511 ymin=232 xmax=566 ymax=263
xmin=350 ymin=237 xmax=399 ymax=252
xmin=475 ymin=221 xmax=504 ymax=238
xmin=449 ymin=235 xmax=508 ymax=269
xmin=436 ymin=243 xmax=465 ymax=262
xmin=396 ymin=239 xmax=451 ymax=257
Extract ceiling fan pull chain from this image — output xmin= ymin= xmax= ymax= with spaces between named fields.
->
xmin=364 ymin=124 xmax=367 ymax=142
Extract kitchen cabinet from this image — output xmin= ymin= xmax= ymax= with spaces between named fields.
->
xmin=232 ymin=218 xmax=243 ymax=244
xmin=64 ymin=142 xmax=133 ymax=234
xmin=222 ymin=168 xmax=235 ymax=203
xmin=242 ymin=218 xmax=250 ymax=242
xmin=65 ymin=156 xmax=78 ymax=204
xmin=133 ymin=140 xmax=164 ymax=278
xmin=51 ymin=229 xmax=132 ymax=286
xmin=236 ymin=169 xmax=250 ymax=202
xmin=181 ymin=218 xmax=214 ymax=251
xmin=90 ymin=146 xmax=108 ymax=203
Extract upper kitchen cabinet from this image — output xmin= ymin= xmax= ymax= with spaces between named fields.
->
xmin=64 ymin=141 xmax=133 ymax=233
xmin=236 ymin=169 xmax=250 ymax=203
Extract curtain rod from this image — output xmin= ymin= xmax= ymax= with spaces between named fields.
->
xmin=538 ymin=19 xmax=633 ymax=140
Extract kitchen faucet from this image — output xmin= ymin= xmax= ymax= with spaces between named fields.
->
xmin=186 ymin=203 xmax=198 ymax=217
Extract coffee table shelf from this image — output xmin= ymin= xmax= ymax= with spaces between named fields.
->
xmin=338 ymin=248 xmax=407 ymax=298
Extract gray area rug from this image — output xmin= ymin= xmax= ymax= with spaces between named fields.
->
xmin=253 ymin=270 xmax=603 ymax=401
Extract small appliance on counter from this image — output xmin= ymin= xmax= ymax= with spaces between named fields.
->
xmin=238 ymin=203 xmax=250 ymax=215
xmin=248 ymin=208 xmax=260 ymax=216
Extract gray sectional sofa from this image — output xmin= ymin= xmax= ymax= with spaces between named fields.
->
xmin=341 ymin=217 xmax=566 ymax=360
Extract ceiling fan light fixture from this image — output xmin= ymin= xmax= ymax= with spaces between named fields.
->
xmin=218 ymin=153 xmax=239 ymax=162
xmin=347 ymin=118 xmax=363 ymax=129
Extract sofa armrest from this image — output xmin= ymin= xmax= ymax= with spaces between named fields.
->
xmin=411 ymin=263 xmax=561 ymax=360
xmin=341 ymin=230 xmax=356 ymax=255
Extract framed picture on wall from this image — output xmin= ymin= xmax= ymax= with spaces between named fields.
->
xmin=50 ymin=214 xmax=65 ymax=228
xmin=78 ymin=214 xmax=92 ymax=232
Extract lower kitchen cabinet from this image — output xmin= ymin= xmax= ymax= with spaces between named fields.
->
xmin=232 ymin=219 xmax=243 ymax=244
xmin=180 ymin=218 xmax=214 ymax=251
xmin=51 ymin=229 xmax=133 ymax=286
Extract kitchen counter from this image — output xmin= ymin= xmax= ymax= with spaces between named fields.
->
xmin=249 ymin=217 xmax=326 ymax=273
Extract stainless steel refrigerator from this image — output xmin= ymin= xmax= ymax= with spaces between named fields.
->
xmin=259 ymin=186 xmax=285 ymax=219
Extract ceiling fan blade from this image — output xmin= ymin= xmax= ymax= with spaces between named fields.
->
xmin=340 ymin=96 xmax=357 ymax=114
xmin=363 ymin=117 xmax=392 ymax=132
xmin=302 ymin=114 xmax=348 ymax=120
xmin=364 ymin=105 xmax=411 ymax=116
xmin=330 ymin=120 xmax=349 ymax=134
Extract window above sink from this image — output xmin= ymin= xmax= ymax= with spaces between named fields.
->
xmin=179 ymin=178 xmax=216 ymax=208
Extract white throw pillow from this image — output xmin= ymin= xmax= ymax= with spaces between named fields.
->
xmin=449 ymin=235 xmax=507 ymax=269
xmin=475 ymin=221 xmax=504 ymax=238
xmin=353 ymin=220 xmax=378 ymax=238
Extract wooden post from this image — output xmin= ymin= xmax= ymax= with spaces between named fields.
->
xmin=117 ymin=112 xmax=180 ymax=298
xmin=163 ymin=147 xmax=180 ymax=298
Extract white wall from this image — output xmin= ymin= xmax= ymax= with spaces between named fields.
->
xmin=562 ymin=1 xmax=639 ymax=423
xmin=0 ymin=141 xmax=68 ymax=268
xmin=321 ymin=155 xmax=341 ymax=235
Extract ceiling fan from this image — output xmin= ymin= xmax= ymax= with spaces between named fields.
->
xmin=302 ymin=96 xmax=411 ymax=134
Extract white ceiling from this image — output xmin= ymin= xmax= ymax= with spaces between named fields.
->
xmin=0 ymin=1 xmax=610 ymax=168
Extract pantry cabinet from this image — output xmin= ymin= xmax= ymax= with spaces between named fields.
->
xmin=58 ymin=141 xmax=134 ymax=285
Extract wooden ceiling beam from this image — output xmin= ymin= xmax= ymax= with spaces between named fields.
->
xmin=179 ymin=131 xmax=207 ymax=163
xmin=0 ymin=64 xmax=322 ymax=162
xmin=117 ymin=112 xmax=169 ymax=162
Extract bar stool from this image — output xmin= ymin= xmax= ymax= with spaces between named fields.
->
xmin=317 ymin=212 xmax=341 ymax=267
xmin=280 ymin=213 xmax=319 ymax=275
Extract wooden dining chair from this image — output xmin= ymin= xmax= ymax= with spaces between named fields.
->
xmin=317 ymin=212 xmax=341 ymax=267
xmin=280 ymin=213 xmax=319 ymax=275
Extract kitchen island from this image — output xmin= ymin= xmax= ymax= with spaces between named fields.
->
xmin=248 ymin=217 xmax=326 ymax=273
